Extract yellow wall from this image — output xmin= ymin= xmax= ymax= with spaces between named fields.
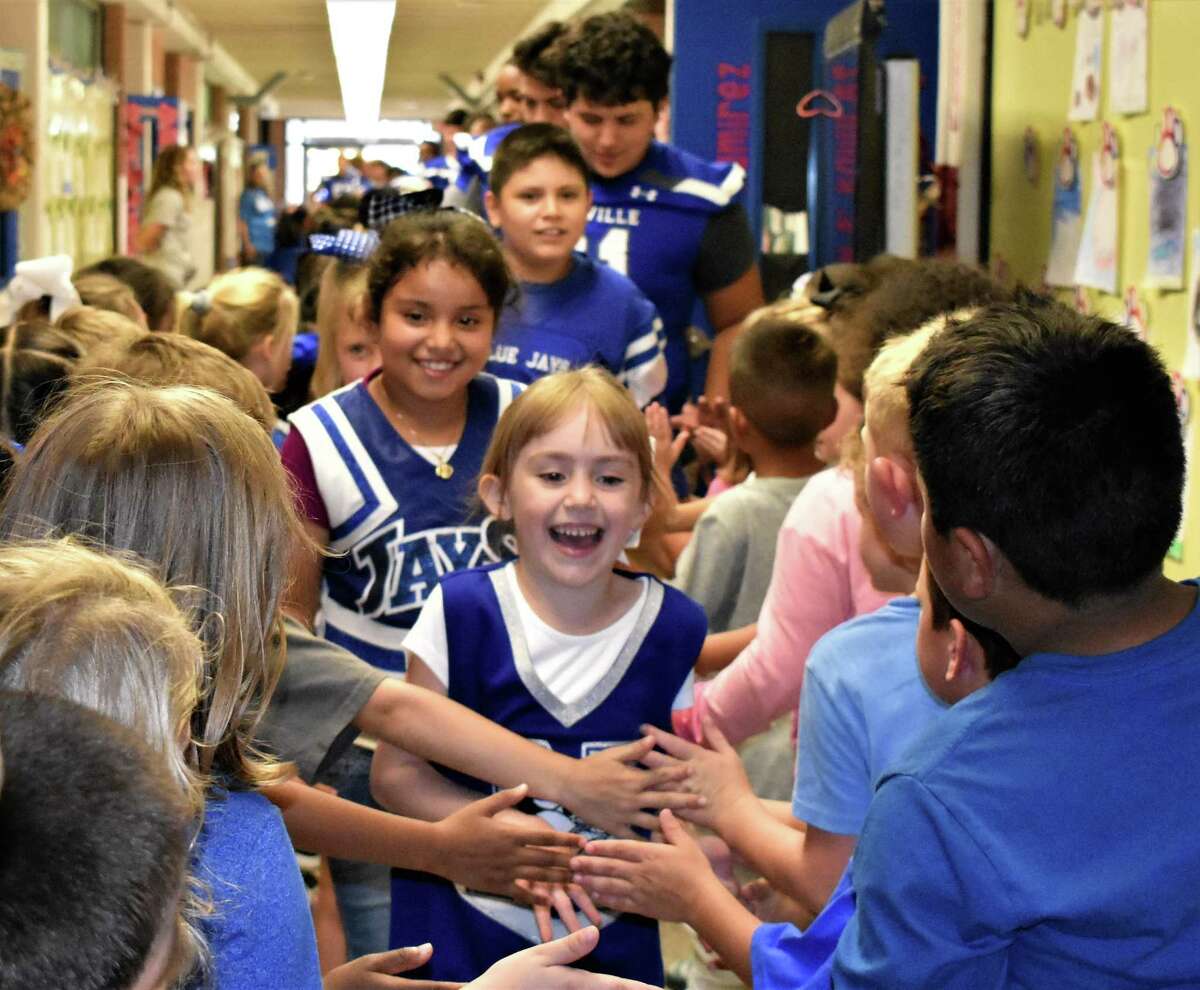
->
xmin=989 ymin=0 xmax=1198 ymax=579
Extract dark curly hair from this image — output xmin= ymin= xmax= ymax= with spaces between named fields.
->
xmin=513 ymin=21 xmax=569 ymax=87
xmin=367 ymin=211 xmax=514 ymax=323
xmin=553 ymin=12 xmax=672 ymax=107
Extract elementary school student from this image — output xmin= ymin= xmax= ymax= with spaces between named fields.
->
xmin=484 ymin=123 xmax=667 ymax=407
xmin=372 ymin=368 xmax=707 ymax=985
xmin=671 ymin=311 xmax=837 ymax=634
xmin=834 ymin=297 xmax=1200 ymax=986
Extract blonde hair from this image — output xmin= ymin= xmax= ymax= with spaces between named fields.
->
xmin=178 ymin=267 xmax=298 ymax=363
xmin=310 ymin=261 xmax=369 ymax=399
xmin=862 ymin=310 xmax=972 ymax=460
xmin=0 ymin=537 xmax=208 ymax=978
xmin=0 ymin=380 xmax=310 ymax=789
xmin=74 ymin=332 xmax=275 ymax=433
xmin=0 ymin=538 xmax=204 ymax=813
xmin=481 ymin=367 xmax=657 ymax=503
xmin=70 ymin=272 xmax=148 ymax=327
xmin=54 ymin=305 xmax=147 ymax=354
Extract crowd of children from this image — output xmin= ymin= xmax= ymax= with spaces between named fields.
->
xmin=0 ymin=6 xmax=1198 ymax=990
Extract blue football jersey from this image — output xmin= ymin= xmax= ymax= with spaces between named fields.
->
xmin=455 ymin=122 xmax=521 ymax=193
xmin=389 ymin=562 xmax=705 ymax=984
xmin=312 ymin=168 xmax=372 ymax=204
xmin=583 ymin=141 xmax=747 ymax=407
xmin=419 ymin=155 xmax=458 ymax=190
xmin=486 ymin=253 xmax=666 ymax=406
xmin=286 ymin=373 xmax=521 ymax=671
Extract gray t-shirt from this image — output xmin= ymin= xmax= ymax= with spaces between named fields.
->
xmin=143 ymin=187 xmax=195 ymax=286
xmin=672 ymin=474 xmax=811 ymax=633
xmin=256 ymin=617 xmax=388 ymax=783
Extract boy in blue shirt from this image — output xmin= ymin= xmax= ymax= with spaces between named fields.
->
xmin=555 ymin=12 xmax=762 ymax=408
xmin=484 ymin=123 xmax=666 ymax=407
xmin=833 ymin=297 xmax=1200 ymax=988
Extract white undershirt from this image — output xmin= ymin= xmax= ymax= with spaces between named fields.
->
xmin=404 ymin=563 xmax=694 ymax=710
xmin=410 ymin=443 xmax=458 ymax=466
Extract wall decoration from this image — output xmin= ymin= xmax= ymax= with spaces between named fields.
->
xmin=0 ymin=82 xmax=33 ymax=212
xmin=1109 ymin=0 xmax=1149 ymax=116
xmin=1073 ymin=284 xmax=1091 ymax=313
xmin=1181 ymin=229 xmax=1200 ymax=379
xmin=1016 ymin=0 xmax=1030 ymax=38
xmin=1075 ymin=122 xmax=1120 ymax=293
xmin=1123 ymin=285 xmax=1149 ymax=339
xmin=1068 ymin=0 xmax=1103 ymax=121
xmin=1145 ymin=107 xmax=1187 ymax=290
xmin=1052 ymin=0 xmax=1069 ymax=29
xmin=1047 ymin=128 xmax=1083 ymax=286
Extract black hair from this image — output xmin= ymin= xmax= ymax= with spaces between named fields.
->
xmin=77 ymin=256 xmax=179 ymax=330
xmin=367 ymin=210 xmax=514 ymax=323
xmin=0 ymin=320 xmax=81 ymax=445
xmin=908 ymin=295 xmax=1185 ymax=606
xmin=0 ymin=690 xmax=190 ymax=990
xmin=925 ymin=565 xmax=1021 ymax=679
xmin=554 ymin=12 xmax=672 ymax=107
xmin=829 ymin=257 xmax=1009 ymax=402
xmin=513 ymin=21 xmax=568 ymax=87
xmin=729 ymin=316 xmax=837 ymax=447
xmin=490 ymin=123 xmax=590 ymax=196
xmin=442 ymin=108 xmax=470 ymax=128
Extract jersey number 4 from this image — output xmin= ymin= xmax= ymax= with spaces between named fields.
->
xmin=594 ymin=228 xmax=630 ymax=275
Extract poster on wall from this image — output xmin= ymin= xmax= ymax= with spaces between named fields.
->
xmin=1068 ymin=1 xmax=1104 ymax=122
xmin=1074 ymin=123 xmax=1120 ymax=294
xmin=1046 ymin=128 xmax=1083 ymax=287
xmin=1145 ymin=108 xmax=1187 ymax=290
xmin=1109 ymin=0 xmax=1149 ymax=116
xmin=1123 ymin=285 xmax=1149 ymax=339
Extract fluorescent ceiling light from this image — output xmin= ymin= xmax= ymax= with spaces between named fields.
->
xmin=326 ymin=0 xmax=396 ymax=126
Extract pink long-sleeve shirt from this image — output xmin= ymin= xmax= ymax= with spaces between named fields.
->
xmin=682 ymin=467 xmax=893 ymax=746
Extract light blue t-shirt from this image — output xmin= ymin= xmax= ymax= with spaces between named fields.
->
xmin=190 ymin=790 xmax=321 ymax=990
xmin=834 ymin=582 xmax=1200 ymax=989
xmin=792 ymin=597 xmax=944 ymax=835
xmin=238 ymin=189 xmax=277 ymax=257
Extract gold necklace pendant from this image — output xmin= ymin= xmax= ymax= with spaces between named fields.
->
xmin=435 ymin=461 xmax=455 ymax=480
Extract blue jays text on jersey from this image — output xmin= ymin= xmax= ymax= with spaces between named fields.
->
xmin=287 ymin=373 xmax=521 ymax=671
xmin=582 ymin=140 xmax=748 ymax=407
xmin=389 ymin=562 xmax=706 ymax=984
xmin=485 ymin=253 xmax=666 ymax=407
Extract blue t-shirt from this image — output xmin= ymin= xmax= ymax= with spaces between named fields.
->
xmin=792 ymin=597 xmax=944 ymax=835
xmin=190 ymin=790 xmax=321 ymax=990
xmin=834 ymin=582 xmax=1200 ymax=989
xmin=455 ymin=123 xmax=521 ymax=194
xmin=582 ymin=141 xmax=749 ymax=407
xmin=312 ymin=169 xmax=371 ymax=204
xmin=238 ymin=189 xmax=277 ymax=257
xmin=752 ymin=864 xmax=856 ymax=990
xmin=486 ymin=253 xmax=666 ymax=407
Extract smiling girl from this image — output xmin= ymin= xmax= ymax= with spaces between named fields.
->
xmin=371 ymin=367 xmax=706 ymax=985
xmin=281 ymin=209 xmax=523 ymax=957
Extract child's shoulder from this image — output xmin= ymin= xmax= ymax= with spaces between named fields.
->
xmin=809 ymin=597 xmax=919 ymax=675
xmin=623 ymin=569 xmax=708 ymax=639
xmin=637 ymin=141 xmax=747 ymax=212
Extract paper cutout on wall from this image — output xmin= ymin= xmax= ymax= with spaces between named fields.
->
xmin=1075 ymin=124 xmax=1120 ymax=294
xmin=1068 ymin=3 xmax=1103 ymax=121
xmin=1073 ymin=285 xmax=1091 ymax=314
xmin=1123 ymin=285 xmax=1149 ymax=339
xmin=1015 ymin=0 xmax=1030 ymax=38
xmin=1047 ymin=129 xmax=1083 ymax=287
xmin=1181 ymin=230 xmax=1200 ymax=379
xmin=1051 ymin=0 xmax=1068 ymax=29
xmin=1146 ymin=108 xmax=1188 ymax=290
xmin=1109 ymin=0 xmax=1149 ymax=116
xmin=1023 ymin=127 xmax=1040 ymax=186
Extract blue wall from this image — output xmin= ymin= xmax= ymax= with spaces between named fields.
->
xmin=671 ymin=0 xmax=940 ymax=249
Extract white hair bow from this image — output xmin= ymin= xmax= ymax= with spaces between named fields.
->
xmin=0 ymin=255 xmax=82 ymax=326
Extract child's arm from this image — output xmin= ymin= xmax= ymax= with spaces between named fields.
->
xmin=641 ymin=718 xmax=855 ymax=916
xmin=693 ymin=623 xmax=756 ymax=678
xmin=284 ymin=519 xmax=328 ymax=628
xmin=571 ymin=809 xmax=760 ymax=985
xmin=356 ymin=677 xmax=699 ymax=838
xmin=264 ymin=777 xmax=578 ymax=899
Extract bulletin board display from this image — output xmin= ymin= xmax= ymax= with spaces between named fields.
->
xmin=989 ymin=0 xmax=1199 ymax=580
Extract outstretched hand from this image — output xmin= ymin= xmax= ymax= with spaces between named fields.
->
xmin=468 ymin=927 xmax=662 ymax=989
xmin=433 ymin=785 xmax=582 ymax=899
xmin=323 ymin=943 xmax=462 ymax=989
xmin=637 ymin=716 xmax=756 ymax=835
xmin=569 ymin=809 xmax=717 ymax=924
xmin=562 ymin=735 xmax=704 ymax=838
